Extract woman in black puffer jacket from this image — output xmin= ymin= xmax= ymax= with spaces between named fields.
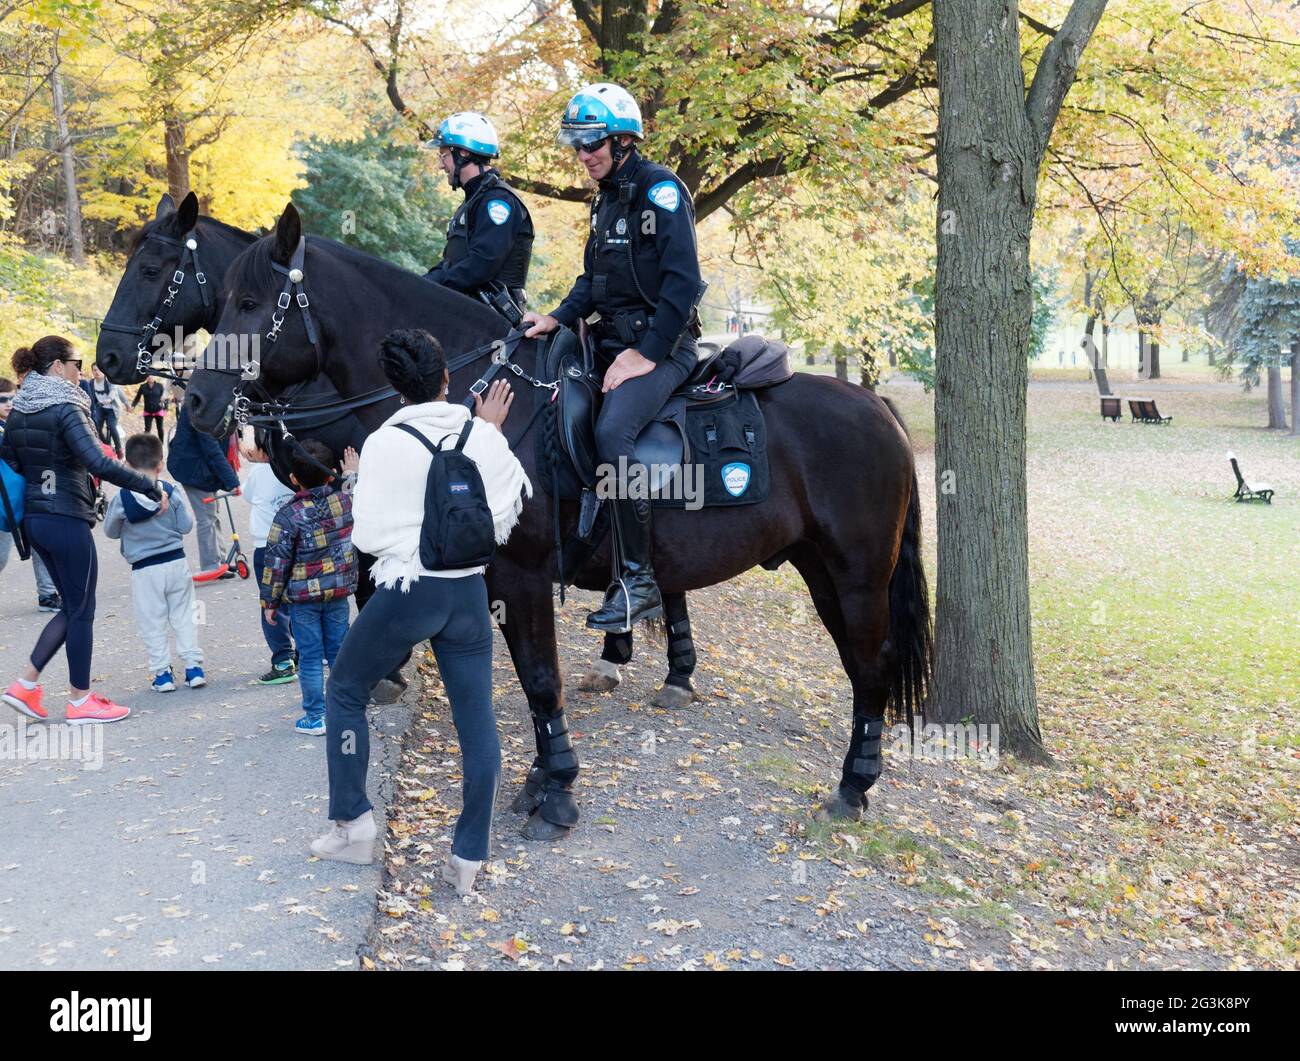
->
xmin=0 ymin=336 xmax=162 ymax=726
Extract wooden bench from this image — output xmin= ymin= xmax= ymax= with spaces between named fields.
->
xmin=1100 ymin=396 xmax=1122 ymax=422
xmin=1128 ymin=398 xmax=1172 ymax=424
xmin=1228 ymin=453 xmax=1274 ymax=503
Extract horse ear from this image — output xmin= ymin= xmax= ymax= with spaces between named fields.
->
xmin=176 ymin=191 xmax=199 ymax=233
xmin=272 ymin=202 xmax=302 ymax=265
xmin=155 ymin=193 xmax=176 ymax=220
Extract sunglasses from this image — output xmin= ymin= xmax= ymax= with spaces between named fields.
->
xmin=574 ymin=137 xmax=609 ymax=156
xmin=0 ymin=395 xmax=13 ymax=405
xmin=61 ymin=358 xmax=84 ymax=369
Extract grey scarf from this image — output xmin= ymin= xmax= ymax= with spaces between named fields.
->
xmin=13 ymin=370 xmax=91 ymax=416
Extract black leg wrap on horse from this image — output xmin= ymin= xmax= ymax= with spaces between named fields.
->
xmin=532 ymin=713 xmax=580 ymax=827
xmin=840 ymin=714 xmax=885 ymax=797
xmin=601 ymin=631 xmax=633 ymax=666
xmin=666 ymin=616 xmax=696 ymax=679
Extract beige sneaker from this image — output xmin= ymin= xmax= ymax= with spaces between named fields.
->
xmin=442 ymin=852 xmax=483 ymax=897
xmin=310 ymin=811 xmax=376 ymax=865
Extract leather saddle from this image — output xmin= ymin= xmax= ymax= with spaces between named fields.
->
xmin=548 ymin=329 xmax=732 ymax=496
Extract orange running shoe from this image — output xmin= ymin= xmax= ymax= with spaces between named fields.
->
xmin=66 ymin=692 xmax=130 ymax=725
xmin=2 ymin=681 xmax=47 ymax=721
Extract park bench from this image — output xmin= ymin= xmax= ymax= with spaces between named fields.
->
xmin=1227 ymin=453 xmax=1274 ymax=504
xmin=1128 ymin=398 xmax=1172 ymax=424
xmin=1099 ymin=396 xmax=1122 ymax=422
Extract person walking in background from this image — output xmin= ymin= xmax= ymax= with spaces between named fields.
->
xmin=167 ymin=399 xmax=239 ymax=578
xmin=0 ymin=374 xmax=61 ymax=612
xmin=90 ymin=365 xmax=127 ymax=457
xmin=259 ymin=439 xmax=357 ymax=735
xmin=0 ymin=336 xmax=164 ymax=724
xmin=104 ymin=433 xmax=205 ymax=693
xmin=132 ymin=377 xmax=167 ymax=443
xmin=240 ymin=435 xmax=298 ymax=685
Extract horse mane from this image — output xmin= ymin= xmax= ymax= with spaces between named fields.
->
xmin=226 ymin=232 xmax=507 ymax=335
xmin=126 ymin=211 xmax=255 ymax=254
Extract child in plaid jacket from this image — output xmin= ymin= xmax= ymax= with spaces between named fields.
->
xmin=260 ymin=439 xmax=357 ymax=734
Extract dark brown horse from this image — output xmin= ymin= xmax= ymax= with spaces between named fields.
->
xmin=184 ymin=204 xmax=931 ymax=840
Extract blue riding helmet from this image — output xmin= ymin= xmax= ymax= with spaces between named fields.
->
xmin=431 ymin=112 xmax=500 ymax=159
xmin=557 ymin=83 xmax=644 ymax=148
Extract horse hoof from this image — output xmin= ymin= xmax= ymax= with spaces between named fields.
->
xmin=650 ymin=682 xmax=695 ymax=709
xmin=578 ymin=658 xmax=622 ymax=693
xmin=520 ymin=812 xmax=570 ymax=842
xmin=814 ymin=788 xmax=867 ymax=823
xmin=511 ymin=786 xmax=542 ymax=814
xmin=368 ymin=678 xmax=407 ymax=705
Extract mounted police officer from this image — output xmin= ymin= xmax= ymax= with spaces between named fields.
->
xmin=523 ymin=83 xmax=705 ymax=634
xmin=425 ymin=112 xmax=534 ymax=311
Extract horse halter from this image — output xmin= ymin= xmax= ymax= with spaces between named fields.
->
xmin=100 ymin=227 xmax=212 ymax=381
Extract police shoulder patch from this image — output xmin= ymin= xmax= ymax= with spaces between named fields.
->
xmin=647 ymin=180 xmax=680 ymax=213
xmin=485 ymin=199 xmax=511 ymax=225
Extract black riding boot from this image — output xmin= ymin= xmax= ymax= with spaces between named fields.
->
xmin=586 ymin=495 xmax=663 ymax=633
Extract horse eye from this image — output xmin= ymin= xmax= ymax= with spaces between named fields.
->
xmin=141 ymin=266 xmax=159 ymax=279
xmin=239 ymin=298 xmax=257 ymax=312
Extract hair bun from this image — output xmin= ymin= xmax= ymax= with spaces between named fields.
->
xmin=11 ymin=346 xmax=35 ymax=376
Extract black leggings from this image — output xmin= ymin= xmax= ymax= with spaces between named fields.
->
xmin=25 ymin=513 xmax=98 ymax=689
xmin=142 ymin=414 xmax=166 ymax=440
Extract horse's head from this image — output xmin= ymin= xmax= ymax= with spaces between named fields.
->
xmin=97 ymin=192 xmax=207 ymax=384
xmin=186 ymin=202 xmax=330 ymax=434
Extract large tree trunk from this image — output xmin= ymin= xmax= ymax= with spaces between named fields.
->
xmin=163 ymin=113 xmax=192 ymax=203
xmin=49 ymin=43 xmax=84 ymax=265
xmin=833 ymin=343 xmax=848 ymax=381
xmin=1266 ymin=365 xmax=1288 ymax=430
xmin=934 ymin=3 xmax=1040 ymax=761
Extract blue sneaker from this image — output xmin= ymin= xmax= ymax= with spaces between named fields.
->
xmin=152 ymin=669 xmax=176 ymax=693
xmin=185 ymin=666 xmax=206 ymax=689
xmin=295 ymin=715 xmax=326 ymax=736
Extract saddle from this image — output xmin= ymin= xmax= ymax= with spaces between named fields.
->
xmin=542 ymin=328 xmax=790 ymax=510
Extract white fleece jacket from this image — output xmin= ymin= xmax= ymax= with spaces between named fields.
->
xmin=351 ymin=401 xmax=532 ymax=590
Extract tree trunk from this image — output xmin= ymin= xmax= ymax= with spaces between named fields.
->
xmin=49 ymin=44 xmax=84 ymax=266
xmin=1137 ymin=323 xmax=1162 ymax=380
xmin=805 ymin=344 xmax=816 ymax=366
xmin=1291 ymin=339 xmax=1299 ymax=437
xmin=933 ymin=0 xmax=1056 ymax=762
xmin=833 ymin=343 xmax=847 ymax=381
xmin=859 ymin=349 xmax=877 ymax=389
xmin=1266 ymin=365 xmax=1288 ymax=430
xmin=1101 ymin=318 xmax=1109 ymax=367
xmin=1082 ymin=311 xmax=1111 ymax=396
xmin=163 ymin=113 xmax=192 ymax=203
xmin=598 ymin=0 xmax=647 ymax=74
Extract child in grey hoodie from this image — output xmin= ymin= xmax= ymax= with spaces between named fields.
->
xmin=104 ymin=433 xmax=205 ymax=692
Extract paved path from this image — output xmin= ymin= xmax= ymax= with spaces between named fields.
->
xmin=0 ymin=490 xmax=409 ymax=969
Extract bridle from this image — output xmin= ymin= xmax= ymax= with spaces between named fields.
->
xmin=100 ymin=226 xmax=213 ymax=383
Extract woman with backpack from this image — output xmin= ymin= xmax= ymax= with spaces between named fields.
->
xmin=311 ymin=329 xmax=528 ymax=896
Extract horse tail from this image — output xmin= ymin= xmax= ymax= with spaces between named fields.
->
xmin=880 ymin=397 xmax=932 ymax=725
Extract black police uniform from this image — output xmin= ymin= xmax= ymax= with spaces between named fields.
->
xmin=547 ymin=149 xmax=704 ymax=632
xmin=425 ymin=169 xmax=534 ymax=307
xmin=550 ymin=149 xmax=703 ymax=468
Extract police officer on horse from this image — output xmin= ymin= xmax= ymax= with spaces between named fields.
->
xmin=523 ymin=83 xmax=705 ymax=634
xmin=425 ymin=112 xmax=534 ymax=311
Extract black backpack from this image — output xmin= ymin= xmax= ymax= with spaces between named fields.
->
xmin=394 ymin=421 xmax=496 ymax=570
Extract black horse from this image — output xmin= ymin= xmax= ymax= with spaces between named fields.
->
xmin=94 ymin=195 xmax=681 ymax=699
xmin=185 ymin=204 xmax=931 ymax=840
